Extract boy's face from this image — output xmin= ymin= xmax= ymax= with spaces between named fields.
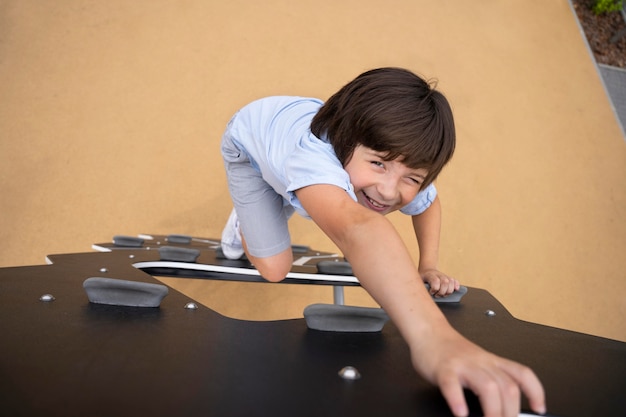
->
xmin=344 ymin=145 xmax=428 ymax=215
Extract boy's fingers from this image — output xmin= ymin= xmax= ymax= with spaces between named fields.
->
xmin=444 ymin=279 xmax=455 ymax=295
xmin=429 ymin=335 xmax=543 ymax=417
xmin=485 ymin=373 xmax=521 ymax=417
xmin=478 ymin=360 xmax=545 ymax=417
xmin=428 ymin=280 xmax=441 ymax=295
xmin=500 ymin=360 xmax=547 ymax=415
xmin=438 ymin=373 xmax=469 ymax=417
xmin=440 ymin=362 xmax=529 ymax=417
xmin=437 ymin=278 xmax=455 ymax=296
xmin=423 ymin=273 xmax=460 ymax=297
xmin=460 ymin=369 xmax=508 ymax=417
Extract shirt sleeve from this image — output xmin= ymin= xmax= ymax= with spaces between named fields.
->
xmin=282 ymin=131 xmax=357 ymax=218
xmin=399 ymin=183 xmax=437 ymax=215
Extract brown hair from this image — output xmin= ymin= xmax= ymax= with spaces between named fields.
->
xmin=310 ymin=67 xmax=456 ymax=188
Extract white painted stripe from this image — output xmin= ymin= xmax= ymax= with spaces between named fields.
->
xmin=133 ymin=261 xmax=360 ymax=284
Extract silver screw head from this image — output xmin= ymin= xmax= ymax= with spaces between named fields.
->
xmin=338 ymin=366 xmax=361 ymax=380
xmin=39 ymin=294 xmax=55 ymax=302
xmin=184 ymin=302 xmax=198 ymax=310
xmin=485 ymin=309 xmax=496 ymax=317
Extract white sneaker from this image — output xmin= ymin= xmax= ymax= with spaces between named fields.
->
xmin=220 ymin=209 xmax=245 ymax=259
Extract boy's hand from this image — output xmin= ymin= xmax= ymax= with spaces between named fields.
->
xmin=412 ymin=327 xmax=546 ymax=417
xmin=420 ymin=268 xmax=460 ymax=297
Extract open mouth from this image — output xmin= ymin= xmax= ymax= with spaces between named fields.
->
xmin=362 ymin=192 xmax=388 ymax=212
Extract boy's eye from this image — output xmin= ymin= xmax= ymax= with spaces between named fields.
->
xmin=407 ymin=175 xmax=424 ymax=185
xmin=371 ymin=161 xmax=384 ymax=168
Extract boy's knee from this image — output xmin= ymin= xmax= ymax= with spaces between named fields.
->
xmin=249 ymin=250 xmax=293 ymax=283
xmin=258 ymin=266 xmax=290 ymax=283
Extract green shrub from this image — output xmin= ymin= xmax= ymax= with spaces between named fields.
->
xmin=592 ymin=0 xmax=624 ymax=15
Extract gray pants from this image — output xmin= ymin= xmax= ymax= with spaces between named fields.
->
xmin=221 ymin=124 xmax=295 ymax=258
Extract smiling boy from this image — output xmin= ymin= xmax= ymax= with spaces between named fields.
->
xmin=219 ymin=68 xmax=546 ymax=417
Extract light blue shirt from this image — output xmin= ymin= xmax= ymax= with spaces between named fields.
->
xmin=227 ymin=96 xmax=436 ymax=218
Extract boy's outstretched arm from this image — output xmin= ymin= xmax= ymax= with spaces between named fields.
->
xmin=296 ymin=184 xmax=546 ymax=417
xmin=411 ymin=196 xmax=460 ymax=296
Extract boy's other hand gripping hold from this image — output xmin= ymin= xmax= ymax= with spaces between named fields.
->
xmin=420 ymin=268 xmax=460 ymax=297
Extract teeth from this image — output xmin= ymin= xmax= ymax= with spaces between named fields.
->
xmin=366 ymin=195 xmax=384 ymax=208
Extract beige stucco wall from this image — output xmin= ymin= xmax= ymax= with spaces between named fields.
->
xmin=1 ymin=0 xmax=624 ymax=342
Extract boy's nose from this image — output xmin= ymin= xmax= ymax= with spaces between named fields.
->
xmin=377 ymin=177 xmax=400 ymax=202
